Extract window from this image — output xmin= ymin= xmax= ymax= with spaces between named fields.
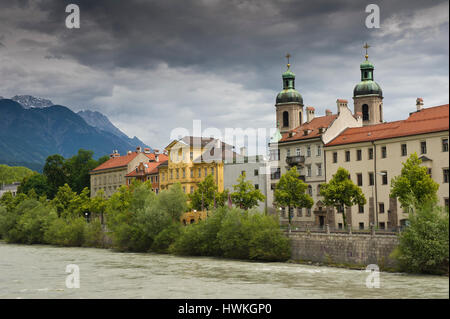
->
xmin=381 ymin=171 xmax=388 ymax=185
xmin=420 ymin=141 xmax=427 ymax=154
xmin=345 ymin=151 xmax=350 ymax=162
xmin=176 ymin=169 xmax=179 ymax=179
xmin=307 ymin=146 xmax=311 ymax=157
xmin=338 ymin=223 xmax=343 ymax=230
xmin=357 ymin=173 xmax=363 ymax=186
xmin=170 ymin=170 xmax=173 ymax=180
xmin=443 ymin=139 xmax=449 ymax=152
xmin=444 ymin=168 xmax=449 ymax=183
xmin=307 ymin=165 xmax=312 ymax=177
xmin=368 ymin=148 xmax=373 ymax=160
xmin=271 ymin=183 xmax=276 ymax=190
xmin=379 ymin=203 xmax=385 ymax=213
xmin=379 ymin=222 xmax=385 ymax=230
xmin=296 ymin=148 xmax=301 ymax=156
xmin=317 ymin=145 xmax=322 ymax=156
xmin=381 ymin=146 xmax=387 ymax=158
xmin=356 ymin=149 xmax=362 ymax=161
xmin=270 ymin=149 xmax=280 ymax=161
xmin=333 ymin=152 xmax=338 ymax=163
xmin=427 ymin=168 xmax=432 ymax=178
xmin=317 ymin=164 xmax=322 ymax=176
xmin=307 ymin=208 xmax=311 ymax=217
xmin=182 ymin=168 xmax=186 ymax=178
xmin=204 ymin=168 xmax=208 ymax=177
xmin=369 ymin=172 xmax=374 ymax=186
xmin=286 ymin=149 xmax=291 ymax=157
xmin=358 ymin=204 xmax=364 ymax=213
xmin=307 ymin=185 xmax=312 ymax=196
xmin=362 ymin=104 xmax=369 ymax=121
xmin=297 ymin=208 xmax=302 ymax=217
xmin=445 ymin=198 xmax=449 ymax=211
xmin=254 ymin=169 xmax=259 ymax=176
xmin=283 ymin=111 xmax=289 ymax=127
xmin=359 ymin=222 xmax=364 ymax=230
xmin=401 ymin=144 xmax=407 ymax=156
xmin=198 ymin=168 xmax=201 ymax=177
xmin=254 ymin=184 xmax=259 ymax=190
xmin=241 ymin=170 xmax=246 ymax=176
xmin=211 ymin=167 xmax=214 ymax=176
xmin=190 ymin=152 xmax=194 ymax=160
xmin=182 ymin=186 xmax=186 ymax=193
xmin=271 ymin=168 xmax=281 ymax=180
xmin=190 ymin=186 xmax=194 ymax=194
xmin=190 ymin=169 xmax=194 ymax=178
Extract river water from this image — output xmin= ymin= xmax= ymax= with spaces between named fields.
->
xmin=0 ymin=241 xmax=448 ymax=299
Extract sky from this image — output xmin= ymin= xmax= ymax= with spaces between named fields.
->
xmin=0 ymin=0 xmax=448 ymax=152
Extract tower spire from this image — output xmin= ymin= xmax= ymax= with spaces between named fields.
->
xmin=285 ymin=53 xmax=291 ymax=69
xmin=363 ymin=43 xmax=370 ymax=60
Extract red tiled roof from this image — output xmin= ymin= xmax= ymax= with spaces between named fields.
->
xmin=279 ymin=114 xmax=338 ymax=143
xmin=125 ymin=161 xmax=163 ymax=177
xmin=91 ymin=152 xmax=139 ymax=172
xmin=145 ymin=152 xmax=168 ymax=162
xmin=326 ymin=104 xmax=449 ymax=146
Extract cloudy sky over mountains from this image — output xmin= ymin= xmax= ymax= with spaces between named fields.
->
xmin=0 ymin=0 xmax=448 ymax=151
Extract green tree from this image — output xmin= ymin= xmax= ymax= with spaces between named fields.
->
xmin=274 ymin=167 xmax=313 ymax=227
xmin=51 ymin=183 xmax=77 ymax=217
xmin=320 ymin=167 xmax=366 ymax=228
xmin=64 ymin=149 xmax=99 ymax=193
xmin=17 ymin=173 xmax=50 ymax=197
xmin=189 ymin=174 xmax=218 ymax=210
xmin=0 ymin=164 xmax=34 ymax=185
xmin=157 ymin=183 xmax=188 ymax=222
xmin=390 ymin=153 xmax=440 ymax=212
xmin=391 ymin=202 xmax=449 ymax=274
xmin=43 ymin=154 xmax=67 ymax=198
xmin=230 ymin=172 xmax=265 ymax=210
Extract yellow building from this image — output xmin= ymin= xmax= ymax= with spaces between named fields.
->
xmin=159 ymin=136 xmax=239 ymax=194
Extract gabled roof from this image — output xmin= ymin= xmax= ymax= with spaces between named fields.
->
xmin=279 ymin=114 xmax=338 ymax=143
xmin=145 ymin=152 xmax=169 ymax=162
xmin=326 ymin=104 xmax=449 ymax=146
xmin=125 ymin=161 xmax=163 ymax=177
xmin=165 ymin=136 xmax=234 ymax=151
xmin=91 ymin=152 xmax=140 ymax=172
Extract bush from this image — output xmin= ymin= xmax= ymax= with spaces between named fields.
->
xmin=392 ymin=202 xmax=449 ymax=275
xmin=44 ymin=217 xmax=86 ymax=246
xmin=152 ymin=223 xmax=183 ymax=253
xmin=83 ymin=219 xmax=105 ymax=247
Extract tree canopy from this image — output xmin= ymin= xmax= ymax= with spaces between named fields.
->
xmin=390 ymin=153 xmax=439 ymax=212
xmin=230 ymin=172 xmax=265 ymax=210
xmin=320 ymin=167 xmax=366 ymax=227
xmin=274 ymin=167 xmax=313 ymax=225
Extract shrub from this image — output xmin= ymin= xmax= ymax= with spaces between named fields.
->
xmin=392 ymin=202 xmax=449 ymax=275
xmin=152 ymin=223 xmax=183 ymax=253
xmin=44 ymin=217 xmax=86 ymax=246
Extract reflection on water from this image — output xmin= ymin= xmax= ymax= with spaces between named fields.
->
xmin=0 ymin=242 xmax=448 ymax=299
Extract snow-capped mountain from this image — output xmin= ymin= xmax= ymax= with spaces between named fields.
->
xmin=11 ymin=95 xmax=54 ymax=108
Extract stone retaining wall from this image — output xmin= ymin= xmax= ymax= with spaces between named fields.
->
xmin=288 ymin=232 xmax=399 ymax=268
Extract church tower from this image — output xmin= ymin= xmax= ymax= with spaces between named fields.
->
xmin=353 ymin=43 xmax=383 ymax=126
xmin=275 ymin=54 xmax=304 ymax=134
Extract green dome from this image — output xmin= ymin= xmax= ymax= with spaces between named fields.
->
xmin=360 ymin=60 xmax=374 ymax=69
xmin=353 ymin=80 xmax=383 ymax=97
xmin=276 ymin=88 xmax=303 ymax=104
xmin=282 ymin=69 xmax=295 ymax=79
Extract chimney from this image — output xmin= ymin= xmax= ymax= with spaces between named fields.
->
xmin=154 ymin=149 xmax=160 ymax=155
xmin=144 ymin=148 xmax=151 ymax=154
xmin=336 ymin=99 xmax=348 ymax=114
xmin=240 ymin=146 xmax=248 ymax=156
xmin=416 ymin=98 xmax=424 ymax=111
xmin=306 ymin=107 xmax=315 ymax=123
xmin=155 ymin=154 xmax=159 ymax=162
xmin=127 ymin=150 xmax=132 ymax=155
xmin=325 ymin=109 xmax=332 ymax=116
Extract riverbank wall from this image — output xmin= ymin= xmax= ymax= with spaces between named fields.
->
xmin=288 ymin=231 xmax=399 ymax=269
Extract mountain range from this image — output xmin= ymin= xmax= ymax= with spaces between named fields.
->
xmin=0 ymin=95 xmax=151 ymax=171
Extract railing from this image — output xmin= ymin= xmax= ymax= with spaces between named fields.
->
xmin=286 ymin=155 xmax=305 ymax=166
xmin=281 ymin=224 xmax=400 ymax=236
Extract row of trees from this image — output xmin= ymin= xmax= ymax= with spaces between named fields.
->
xmin=0 ymin=164 xmax=34 ymax=185
xmin=0 ymin=178 xmax=290 ymax=262
xmin=18 ymin=149 xmax=109 ymax=199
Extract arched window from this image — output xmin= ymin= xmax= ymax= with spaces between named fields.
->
xmin=299 ymin=111 xmax=302 ymax=123
xmin=379 ymin=104 xmax=382 ymax=122
xmin=283 ymin=111 xmax=289 ymax=127
xmin=308 ymin=185 xmax=312 ymax=196
xmin=362 ymin=104 xmax=369 ymax=121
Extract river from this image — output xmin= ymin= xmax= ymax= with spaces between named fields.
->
xmin=0 ymin=241 xmax=448 ymax=299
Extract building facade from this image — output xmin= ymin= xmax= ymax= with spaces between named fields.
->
xmin=325 ymin=102 xmax=449 ymax=230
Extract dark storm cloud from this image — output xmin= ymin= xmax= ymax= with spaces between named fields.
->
xmin=0 ymin=0 xmax=448 ymax=149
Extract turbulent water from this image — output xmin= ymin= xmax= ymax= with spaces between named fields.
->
xmin=0 ymin=241 xmax=448 ymax=299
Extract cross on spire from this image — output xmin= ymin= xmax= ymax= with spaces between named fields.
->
xmin=363 ymin=43 xmax=370 ymax=60
xmin=285 ymin=53 xmax=291 ymax=69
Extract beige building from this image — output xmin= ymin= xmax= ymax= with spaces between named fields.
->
xmin=325 ymin=101 xmax=449 ymax=230
xmin=90 ymin=147 xmax=159 ymax=198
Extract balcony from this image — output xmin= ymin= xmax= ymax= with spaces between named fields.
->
xmin=286 ymin=155 xmax=305 ymax=166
